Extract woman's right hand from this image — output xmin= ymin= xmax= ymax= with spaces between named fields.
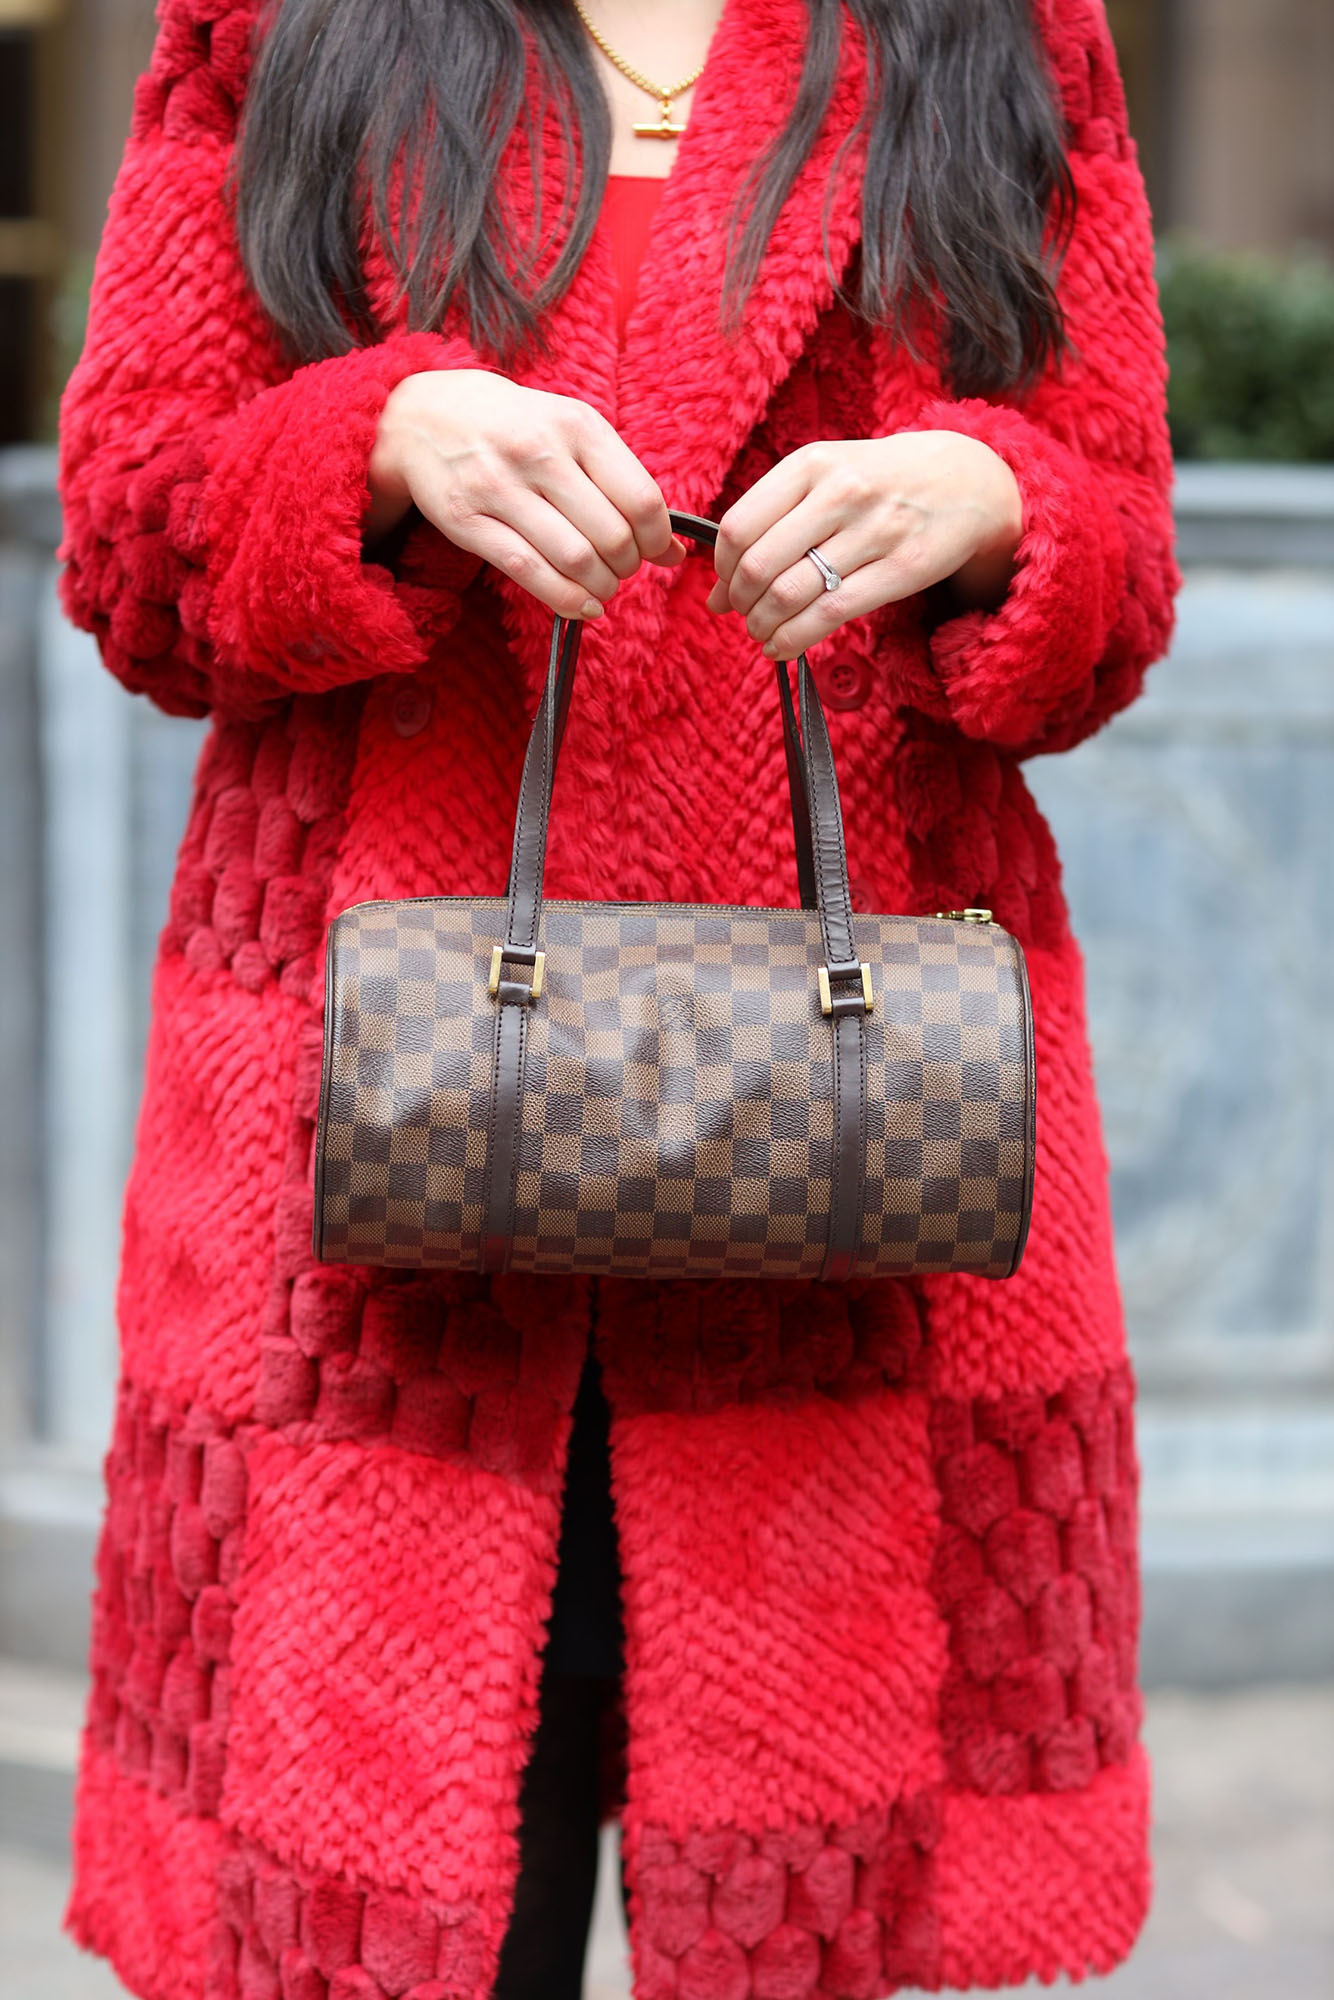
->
xmin=362 ymin=368 xmax=685 ymax=617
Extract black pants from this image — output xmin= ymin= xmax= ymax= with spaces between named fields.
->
xmin=493 ymin=1347 xmax=625 ymax=2000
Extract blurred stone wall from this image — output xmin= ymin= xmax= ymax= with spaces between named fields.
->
xmin=1030 ymin=483 xmax=1334 ymax=1398
xmin=1026 ymin=467 xmax=1334 ymax=1682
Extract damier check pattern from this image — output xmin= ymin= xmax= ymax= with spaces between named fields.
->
xmin=314 ymin=898 xmax=1034 ymax=1279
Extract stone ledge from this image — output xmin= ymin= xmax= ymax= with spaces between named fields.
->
xmin=1173 ymin=463 xmax=1334 ymax=568
xmin=0 ymin=445 xmax=60 ymax=551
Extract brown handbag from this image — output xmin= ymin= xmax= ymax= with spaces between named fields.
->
xmin=312 ymin=513 xmax=1035 ymax=1283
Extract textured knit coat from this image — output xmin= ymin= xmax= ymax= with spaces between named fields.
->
xmin=55 ymin=0 xmax=1179 ymax=1995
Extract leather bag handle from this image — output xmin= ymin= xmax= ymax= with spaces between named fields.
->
xmin=483 ymin=510 xmax=872 ymax=1281
xmin=495 ymin=512 xmax=865 ymax=999
xmin=510 ymin=513 xmax=818 ymax=910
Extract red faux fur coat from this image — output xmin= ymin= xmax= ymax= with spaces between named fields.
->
xmin=56 ymin=0 xmax=1178 ymax=1995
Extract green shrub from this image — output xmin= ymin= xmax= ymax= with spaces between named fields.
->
xmin=1158 ymin=238 xmax=1334 ymax=462
xmin=38 ymin=250 xmax=98 ymax=444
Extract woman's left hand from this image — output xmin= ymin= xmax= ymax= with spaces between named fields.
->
xmin=705 ymin=432 xmax=1024 ymax=659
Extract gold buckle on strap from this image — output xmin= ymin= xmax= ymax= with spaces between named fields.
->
xmin=818 ymin=961 xmax=874 ymax=1017
xmin=489 ymin=943 xmax=546 ymax=1002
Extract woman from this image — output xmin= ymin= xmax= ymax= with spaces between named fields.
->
xmin=55 ymin=1 xmax=1178 ymax=1997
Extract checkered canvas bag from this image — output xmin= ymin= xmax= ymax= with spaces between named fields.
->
xmin=312 ymin=515 xmax=1035 ymax=1283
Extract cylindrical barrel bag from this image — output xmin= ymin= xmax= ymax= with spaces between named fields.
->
xmin=312 ymin=513 xmax=1036 ymax=1283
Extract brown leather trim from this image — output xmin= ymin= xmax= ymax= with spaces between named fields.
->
xmin=479 ymin=978 xmax=531 ymax=1272
xmin=310 ymin=913 xmax=344 ymax=1264
xmin=821 ymin=1005 xmax=868 ymax=1282
xmin=1006 ymin=933 xmax=1038 ymax=1278
xmin=772 ymin=652 xmax=817 ymax=909
xmin=795 ymin=650 xmax=856 ymax=967
xmin=795 ymin=646 xmax=869 ymax=1279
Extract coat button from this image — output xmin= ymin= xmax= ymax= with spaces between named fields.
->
xmin=390 ymin=681 xmax=432 ymax=738
xmin=290 ymin=637 xmax=330 ymax=665
xmin=847 ymin=875 xmax=877 ymax=910
xmin=818 ymin=656 xmax=870 ymax=711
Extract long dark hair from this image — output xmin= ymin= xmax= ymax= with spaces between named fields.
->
xmin=229 ymin=0 xmax=1075 ymax=395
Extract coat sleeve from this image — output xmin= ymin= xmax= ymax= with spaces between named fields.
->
xmin=55 ymin=0 xmax=492 ymax=720
xmin=892 ymin=0 xmax=1179 ymax=759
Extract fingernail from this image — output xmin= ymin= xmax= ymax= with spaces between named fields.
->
xmin=580 ymin=598 xmax=603 ymax=618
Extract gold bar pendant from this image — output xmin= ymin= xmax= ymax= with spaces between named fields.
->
xmin=634 ymin=100 xmax=684 ymax=138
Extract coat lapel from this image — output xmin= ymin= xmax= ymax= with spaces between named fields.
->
xmin=485 ymin=0 xmax=871 ymax=720
xmin=615 ymin=0 xmax=868 ymax=516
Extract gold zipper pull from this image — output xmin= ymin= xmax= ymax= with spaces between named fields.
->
xmin=935 ymin=908 xmax=994 ymax=924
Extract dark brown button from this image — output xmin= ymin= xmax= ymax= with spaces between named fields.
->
xmin=290 ymin=636 xmax=333 ymax=665
xmin=390 ymin=682 xmax=432 ymax=738
xmin=818 ymin=656 xmax=870 ymax=711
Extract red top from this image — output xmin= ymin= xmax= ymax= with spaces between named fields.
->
xmin=602 ymin=174 xmax=667 ymax=341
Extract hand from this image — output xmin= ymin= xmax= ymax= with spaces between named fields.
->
xmin=362 ymin=369 xmax=686 ymax=618
xmin=704 ymin=432 xmax=1024 ymax=658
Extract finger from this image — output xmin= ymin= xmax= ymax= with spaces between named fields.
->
xmin=736 ymin=521 xmax=883 ymax=646
xmin=440 ymin=511 xmax=606 ymax=620
xmin=528 ymin=460 xmax=655 ymax=582
xmin=571 ymin=413 xmax=679 ymax=564
xmin=707 ymin=553 xmax=822 ymax=636
xmin=712 ymin=450 xmax=821 ymax=589
xmin=705 ymin=511 xmax=873 ymax=637
xmin=492 ymin=487 xmax=626 ymax=603
xmin=713 ymin=497 xmax=845 ymax=617
xmin=532 ymin=461 xmax=688 ymax=580
xmin=760 ymin=554 xmax=917 ymax=660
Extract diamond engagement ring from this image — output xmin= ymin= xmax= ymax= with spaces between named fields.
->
xmin=805 ymin=547 xmax=842 ymax=592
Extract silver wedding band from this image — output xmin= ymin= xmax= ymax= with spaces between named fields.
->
xmin=805 ymin=547 xmax=842 ymax=593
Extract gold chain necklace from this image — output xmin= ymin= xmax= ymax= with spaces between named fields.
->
xmin=570 ymin=1 xmax=707 ymax=139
